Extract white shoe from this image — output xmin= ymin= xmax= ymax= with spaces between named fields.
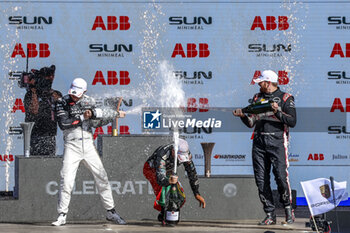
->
xmin=52 ymin=213 xmax=66 ymax=226
xmin=106 ymin=209 xmax=126 ymax=225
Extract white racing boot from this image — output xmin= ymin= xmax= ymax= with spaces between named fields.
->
xmin=52 ymin=213 xmax=67 ymax=226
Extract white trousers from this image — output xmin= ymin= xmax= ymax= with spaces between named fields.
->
xmin=57 ymin=138 xmax=115 ymax=214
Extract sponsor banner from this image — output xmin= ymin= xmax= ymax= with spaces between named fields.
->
xmin=193 ymin=153 xmax=247 ymax=165
xmin=0 ymin=1 xmax=350 ymax=205
xmin=0 ymin=155 xmax=15 ymax=163
xmin=287 ymin=152 xmax=350 ymax=165
xmin=328 ymin=16 xmax=350 ymax=30
xmin=8 ymin=16 xmax=53 ymax=30
xmin=288 ymin=153 xmax=300 ymax=163
xmin=213 ymin=154 xmax=246 ymax=162
xmin=168 ymin=16 xmax=213 ymax=31
xmin=328 ymin=71 xmax=350 ymax=85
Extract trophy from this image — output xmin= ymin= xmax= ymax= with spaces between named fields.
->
xmin=20 ymin=122 xmax=34 ymax=157
xmin=200 ymin=142 xmax=215 ymax=177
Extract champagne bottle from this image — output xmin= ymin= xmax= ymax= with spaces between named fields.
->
xmin=242 ymin=99 xmax=273 ymax=114
xmin=165 ymin=184 xmax=180 ymax=225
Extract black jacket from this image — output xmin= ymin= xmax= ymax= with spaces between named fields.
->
xmin=55 ymin=94 xmax=119 ymax=141
xmin=146 ymin=144 xmax=200 ymax=196
xmin=241 ymin=87 xmax=296 ymax=137
xmin=24 ymin=89 xmax=62 ymax=137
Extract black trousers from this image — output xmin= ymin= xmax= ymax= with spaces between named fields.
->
xmin=252 ymin=133 xmax=292 ymax=213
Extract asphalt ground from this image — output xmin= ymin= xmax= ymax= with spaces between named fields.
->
xmin=0 ymin=218 xmax=314 ymax=233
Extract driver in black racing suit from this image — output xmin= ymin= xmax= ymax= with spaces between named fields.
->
xmin=233 ymin=70 xmax=296 ymax=225
xmin=143 ymin=138 xmax=206 ymax=222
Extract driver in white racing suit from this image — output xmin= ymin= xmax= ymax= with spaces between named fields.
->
xmin=52 ymin=78 xmax=126 ymax=226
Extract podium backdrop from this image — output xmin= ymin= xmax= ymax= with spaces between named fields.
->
xmin=0 ymin=0 xmax=349 ymax=205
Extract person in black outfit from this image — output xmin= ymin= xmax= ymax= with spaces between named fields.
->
xmin=143 ymin=138 xmax=206 ymax=222
xmin=24 ymin=65 xmax=62 ymax=156
xmin=233 ymin=70 xmax=296 ymax=225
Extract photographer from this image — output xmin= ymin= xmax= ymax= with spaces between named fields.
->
xmin=24 ymin=65 xmax=62 ymax=156
xmin=233 ymin=70 xmax=296 ymax=225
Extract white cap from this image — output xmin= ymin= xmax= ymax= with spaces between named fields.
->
xmin=177 ymin=138 xmax=191 ymax=163
xmin=253 ymin=70 xmax=278 ymax=84
xmin=68 ymin=78 xmax=87 ymax=98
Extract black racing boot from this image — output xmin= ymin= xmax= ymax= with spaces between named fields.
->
xmin=158 ymin=207 xmax=166 ymax=226
xmin=157 ymin=209 xmax=164 ymax=222
xmin=258 ymin=212 xmax=276 ymax=225
xmin=284 ymin=205 xmax=295 ymax=224
xmin=157 ymin=212 xmax=164 ymax=222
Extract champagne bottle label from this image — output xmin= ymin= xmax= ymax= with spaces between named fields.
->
xmin=166 ymin=211 xmax=179 ymax=221
xmin=242 ymin=99 xmax=273 ymax=114
xmin=259 ymin=99 xmax=269 ymax=104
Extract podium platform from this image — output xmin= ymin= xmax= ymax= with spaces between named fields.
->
xmin=0 ymin=135 xmax=264 ymax=222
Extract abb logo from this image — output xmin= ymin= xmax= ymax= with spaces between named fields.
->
xmin=92 ymin=71 xmax=130 ymax=85
xmin=171 ymin=43 xmax=210 ymax=58
xmin=250 ymin=70 xmax=289 ymax=85
xmin=330 ymin=43 xmax=350 ymax=57
xmin=93 ymin=125 xmax=130 ymax=140
xmin=251 ymin=16 xmax=289 ymax=31
xmin=308 ymin=153 xmax=324 ymax=161
xmin=330 ymin=98 xmax=350 ymax=112
xmin=186 ymin=98 xmax=209 ymax=112
xmin=12 ymin=99 xmax=25 ymax=113
xmin=11 ymin=43 xmax=50 ymax=58
xmin=92 ymin=16 xmax=130 ymax=30
xmin=0 ymin=154 xmax=14 ymax=162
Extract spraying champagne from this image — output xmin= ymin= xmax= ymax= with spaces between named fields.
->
xmin=242 ymin=99 xmax=274 ymax=114
xmin=164 ymin=131 xmax=180 ymax=226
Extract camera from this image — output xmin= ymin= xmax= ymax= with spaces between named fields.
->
xmin=305 ymin=215 xmax=331 ymax=233
xmin=18 ymin=65 xmax=55 ymax=92
xmin=18 ymin=70 xmax=37 ymax=89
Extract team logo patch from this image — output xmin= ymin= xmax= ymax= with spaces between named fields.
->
xmin=283 ymin=93 xmax=291 ymax=102
xmin=319 ymin=184 xmax=331 ymax=199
